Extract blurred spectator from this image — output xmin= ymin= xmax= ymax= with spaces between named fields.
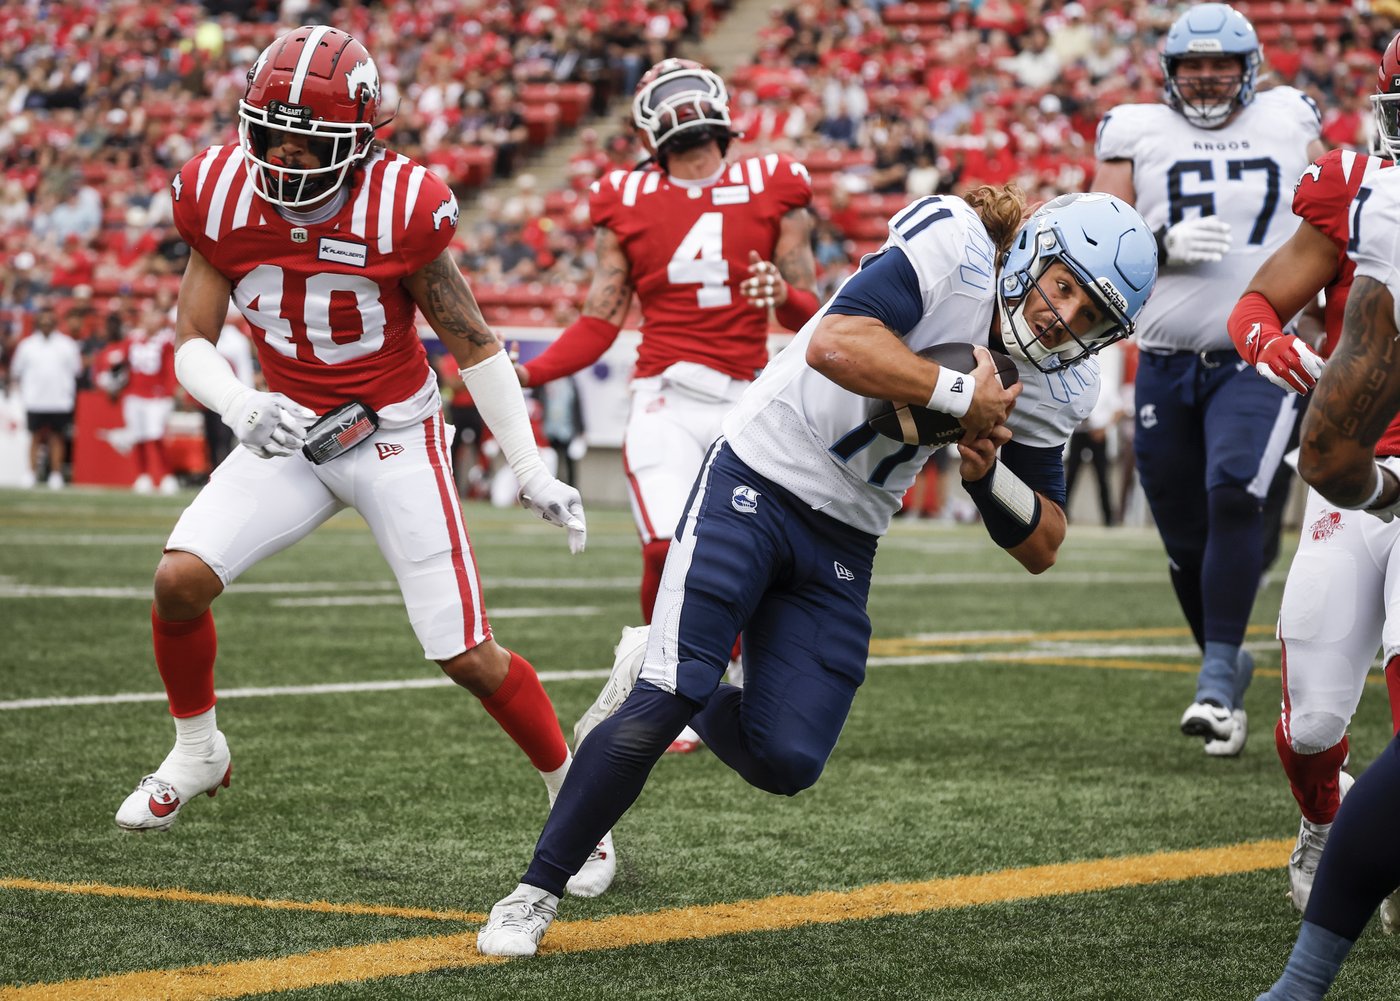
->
xmin=9 ymin=304 xmax=82 ymax=489
xmin=1000 ymin=26 xmax=1061 ymax=89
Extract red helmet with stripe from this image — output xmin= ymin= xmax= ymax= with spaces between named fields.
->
xmin=238 ymin=25 xmax=381 ymax=208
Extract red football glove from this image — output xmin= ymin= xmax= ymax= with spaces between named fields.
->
xmin=1254 ymin=334 xmax=1324 ymax=394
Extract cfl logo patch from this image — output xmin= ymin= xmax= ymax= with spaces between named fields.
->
xmin=732 ymin=485 xmax=760 ymax=514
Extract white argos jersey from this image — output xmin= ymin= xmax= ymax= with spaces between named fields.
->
xmin=1096 ymin=88 xmax=1321 ymax=353
xmin=723 ymin=195 xmax=1098 ymax=536
xmin=1347 ymin=164 xmax=1400 ymax=308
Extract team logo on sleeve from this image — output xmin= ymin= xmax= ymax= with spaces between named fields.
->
xmin=432 ymin=198 xmax=459 ymax=231
xmin=172 ymin=174 xmax=183 ymax=201
xmin=731 ymin=485 xmax=760 ymax=514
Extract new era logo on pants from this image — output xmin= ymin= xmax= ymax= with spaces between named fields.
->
xmin=834 ymin=562 xmax=855 ymax=581
xmin=376 ymin=443 xmax=404 ymax=460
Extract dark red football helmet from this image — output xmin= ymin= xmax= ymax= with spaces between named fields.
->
xmin=631 ymin=58 xmax=734 ymax=164
xmin=1373 ymin=33 xmax=1400 ymax=159
xmin=238 ymin=25 xmax=381 ymax=208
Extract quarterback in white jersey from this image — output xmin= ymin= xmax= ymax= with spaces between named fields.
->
xmin=1093 ymin=2 xmax=1327 ymax=757
xmin=476 ymin=190 xmax=1158 ymax=957
xmin=1255 ymin=162 xmax=1400 ymax=1001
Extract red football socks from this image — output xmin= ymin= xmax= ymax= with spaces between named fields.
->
xmin=151 ymin=605 xmax=217 ymax=718
xmin=1276 ymin=718 xmax=1350 ymax=825
xmin=640 ymin=539 xmax=669 ymax=624
xmin=480 ymin=651 xmax=568 ymax=772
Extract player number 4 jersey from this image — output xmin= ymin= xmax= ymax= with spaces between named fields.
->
xmin=590 ymin=153 xmax=812 ymax=381
xmin=1096 ymin=88 xmax=1321 ymax=352
xmin=171 ymin=145 xmax=458 ymax=421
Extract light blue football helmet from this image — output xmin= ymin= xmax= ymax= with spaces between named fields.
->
xmin=997 ymin=192 xmax=1158 ymax=373
xmin=1160 ymin=3 xmax=1260 ymax=128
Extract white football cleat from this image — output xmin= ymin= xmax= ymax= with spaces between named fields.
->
xmin=476 ymin=883 xmax=559 ymax=957
xmin=666 ymin=725 xmax=705 ymax=754
xmin=566 ymin=830 xmax=616 ymax=898
xmin=132 ymin=473 xmax=154 ymax=495
xmin=1288 ymin=770 xmax=1355 ymax=913
xmin=1203 ymin=709 xmax=1248 ymax=757
xmin=1180 ymin=700 xmax=1235 ymax=741
xmin=115 ymin=730 xmax=232 ymax=832
xmin=573 ymin=625 xmax=649 ymax=748
xmin=1380 ymin=890 xmax=1400 ymax=935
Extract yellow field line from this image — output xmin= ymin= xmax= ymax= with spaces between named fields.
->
xmin=0 ymin=877 xmax=484 ymax=923
xmin=0 ymin=839 xmax=1292 ymax=1001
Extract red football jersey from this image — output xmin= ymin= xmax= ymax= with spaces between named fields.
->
xmin=1292 ymin=147 xmax=1400 ymax=455
xmin=591 ymin=153 xmax=813 ymax=381
xmin=123 ymin=331 xmax=176 ymax=398
xmin=171 ymin=145 xmax=457 ymax=415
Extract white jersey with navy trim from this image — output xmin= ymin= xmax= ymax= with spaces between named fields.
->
xmin=723 ymin=195 xmax=1099 ymax=536
xmin=1096 ymin=88 xmax=1321 ymax=353
xmin=1347 ymin=165 xmax=1400 ymax=303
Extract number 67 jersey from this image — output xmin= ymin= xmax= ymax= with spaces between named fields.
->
xmin=171 ymin=144 xmax=457 ymax=422
xmin=1095 ymin=87 xmax=1320 ymax=354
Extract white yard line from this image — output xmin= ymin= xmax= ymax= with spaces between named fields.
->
xmin=0 ymin=640 xmax=1284 ymax=712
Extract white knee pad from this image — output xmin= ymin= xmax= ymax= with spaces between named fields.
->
xmin=1287 ymin=711 xmax=1350 ymax=756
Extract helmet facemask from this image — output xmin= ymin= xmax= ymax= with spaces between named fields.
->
xmin=998 ymin=232 xmax=1134 ymax=373
xmin=238 ymin=99 xmax=373 ymax=209
xmin=632 ymin=65 xmax=733 ymax=167
xmin=1373 ymin=92 xmax=1400 ymax=160
xmin=1163 ymin=53 xmax=1256 ymax=129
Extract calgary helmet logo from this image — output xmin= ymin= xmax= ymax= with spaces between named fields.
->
xmin=346 ymin=58 xmax=379 ymax=103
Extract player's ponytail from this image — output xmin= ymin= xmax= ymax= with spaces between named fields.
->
xmin=963 ymin=184 xmax=1027 ymax=259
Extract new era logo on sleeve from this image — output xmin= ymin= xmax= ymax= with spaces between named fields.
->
xmin=376 ymin=442 xmax=404 ymax=460
xmin=834 ymin=562 xmax=855 ymax=581
xmin=949 ymin=377 xmax=964 ymax=394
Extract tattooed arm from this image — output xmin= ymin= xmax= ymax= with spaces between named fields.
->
xmin=739 ymin=207 xmax=819 ymax=326
xmin=404 ymin=248 xmax=501 ymax=370
xmin=1299 ymin=275 xmax=1400 ymax=508
xmin=579 ymin=227 xmax=636 ymax=326
xmin=517 ymin=227 xmax=634 ymax=387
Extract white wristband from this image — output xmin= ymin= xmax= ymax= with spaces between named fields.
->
xmin=927 ymin=365 xmax=975 ymax=418
xmin=989 ymin=463 xmax=1037 ymax=526
xmin=458 ymin=350 xmax=545 ymax=483
xmin=175 ymin=338 xmax=252 ymax=417
xmin=1360 ymin=463 xmax=1390 ymax=510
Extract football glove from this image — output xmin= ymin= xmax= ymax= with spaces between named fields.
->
xmin=223 ymin=391 xmax=317 ymax=459
xmin=1163 ymin=217 xmax=1232 ymax=266
xmin=519 ymin=468 xmax=587 ymax=554
xmin=1255 ymin=335 xmax=1325 ymax=394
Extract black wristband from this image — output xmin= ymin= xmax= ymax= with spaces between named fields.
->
xmin=963 ymin=462 xmax=1042 ymax=549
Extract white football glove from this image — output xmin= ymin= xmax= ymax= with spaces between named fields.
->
xmin=1255 ymin=335 xmax=1325 ymax=394
xmin=222 ymin=391 xmax=317 ymax=459
xmin=519 ymin=468 xmax=588 ymax=554
xmin=1163 ymin=216 xmax=1232 ymax=266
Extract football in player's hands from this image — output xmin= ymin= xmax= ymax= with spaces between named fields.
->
xmin=867 ymin=343 xmax=1019 ymax=447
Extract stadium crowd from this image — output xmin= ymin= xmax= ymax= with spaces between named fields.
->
xmin=0 ymin=0 xmax=1394 ymax=483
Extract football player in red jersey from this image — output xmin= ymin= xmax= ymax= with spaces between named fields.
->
xmin=113 ymin=25 xmax=614 ymax=896
xmin=515 ymin=57 xmax=819 ymax=753
xmin=1226 ymin=34 xmax=1400 ymax=931
xmin=98 ymin=304 xmax=181 ymax=494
